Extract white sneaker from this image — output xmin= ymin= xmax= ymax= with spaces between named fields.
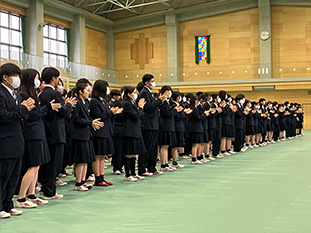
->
xmin=142 ymin=172 xmax=153 ymax=176
xmin=15 ymin=200 xmax=37 ymax=208
xmin=41 ymin=193 xmax=64 ymax=200
xmin=229 ymin=151 xmax=236 ymax=154
xmin=0 ymin=211 xmax=11 ymax=219
xmin=173 ymin=164 xmax=184 ymax=168
xmin=153 ymin=171 xmax=163 ymax=175
xmin=134 ymin=175 xmax=145 ymax=180
xmin=9 ymin=209 xmax=22 ymax=216
xmin=191 ymin=160 xmax=202 ymax=164
xmin=207 ymin=157 xmax=216 ymax=161
xmin=114 ymin=170 xmax=122 ymax=175
xmin=124 ymin=176 xmax=138 ymax=182
xmin=55 ymin=179 xmax=67 ymax=186
xmin=216 ymin=154 xmax=223 ymax=158
xmin=223 ymin=152 xmax=231 ymax=156
xmin=74 ymin=185 xmax=89 ymax=191
xmin=249 ymin=145 xmax=254 ymax=148
xmin=200 ymin=158 xmax=209 ymax=163
xmin=240 ymin=147 xmax=247 ymax=152
xmin=160 ymin=167 xmax=174 ymax=172
xmin=271 ymin=141 xmax=276 ymax=144
xmin=28 ymin=197 xmax=48 ymax=205
xmin=86 ymin=174 xmax=95 ymax=182
xmin=253 ymin=145 xmax=259 ymax=148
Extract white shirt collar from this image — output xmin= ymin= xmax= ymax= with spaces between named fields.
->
xmin=45 ymin=84 xmax=55 ymax=90
xmin=145 ymin=85 xmax=153 ymax=93
xmin=1 ymin=83 xmax=14 ymax=96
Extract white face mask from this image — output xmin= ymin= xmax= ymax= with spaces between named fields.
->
xmin=218 ymin=98 xmax=221 ymax=103
xmin=57 ymin=85 xmax=64 ymax=94
xmin=133 ymin=93 xmax=138 ymax=100
xmin=249 ymin=103 xmax=252 ymax=107
xmin=34 ymin=79 xmax=41 ymax=89
xmin=209 ymin=97 xmax=213 ymax=102
xmin=121 ymin=92 xmax=124 ymax=98
xmin=168 ymin=91 xmax=172 ymax=98
xmin=240 ymin=99 xmax=245 ymax=105
xmin=150 ymin=82 xmax=156 ymax=89
xmin=10 ymin=76 xmax=21 ymax=89
xmin=106 ymin=87 xmax=110 ymax=95
xmin=225 ymin=94 xmax=228 ymax=99
xmin=182 ymin=97 xmax=187 ymax=102
xmin=256 ymin=106 xmax=260 ymax=109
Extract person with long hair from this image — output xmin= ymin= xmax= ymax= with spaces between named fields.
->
xmin=122 ymin=86 xmax=146 ymax=181
xmin=89 ymin=80 xmax=121 ymax=186
xmin=16 ymin=69 xmax=61 ymax=207
xmin=70 ymin=83 xmax=104 ymax=191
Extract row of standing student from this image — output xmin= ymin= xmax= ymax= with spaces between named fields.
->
xmin=0 ymin=64 xmax=304 ymax=219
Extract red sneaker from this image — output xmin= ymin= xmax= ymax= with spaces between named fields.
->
xmin=94 ymin=182 xmax=109 ymax=187
xmin=103 ymin=180 xmax=113 ymax=186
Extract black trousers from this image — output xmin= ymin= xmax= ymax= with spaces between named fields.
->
xmin=273 ymin=124 xmax=280 ymax=141
xmin=0 ymin=157 xmax=22 ymax=212
xmin=112 ymin=136 xmax=123 ymax=172
xmin=40 ymin=143 xmax=64 ymax=197
xmin=140 ymin=130 xmax=159 ymax=175
xmin=212 ymin=130 xmax=221 ymax=156
xmin=234 ymin=129 xmax=244 ymax=152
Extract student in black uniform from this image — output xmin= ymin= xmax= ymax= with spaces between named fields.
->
xmin=244 ymin=100 xmax=255 ymax=148
xmin=259 ymin=98 xmax=268 ymax=145
xmin=89 ymin=80 xmax=121 ymax=186
xmin=171 ymin=91 xmax=190 ymax=168
xmin=266 ymin=101 xmax=274 ymax=143
xmin=136 ymin=74 xmax=166 ymax=176
xmin=278 ymin=104 xmax=287 ymax=140
xmin=39 ymin=67 xmax=76 ymax=200
xmin=110 ymin=89 xmax=125 ymax=175
xmin=296 ymin=105 xmax=304 ymax=136
xmin=188 ymin=96 xmax=208 ymax=164
xmin=158 ymin=86 xmax=180 ymax=171
xmin=211 ymin=93 xmax=223 ymax=158
xmin=271 ymin=101 xmax=280 ymax=142
xmin=122 ymin=86 xmax=146 ymax=181
xmin=198 ymin=94 xmax=209 ymax=162
xmin=234 ymin=94 xmax=245 ymax=152
xmin=16 ymin=69 xmax=61 ymax=207
xmin=183 ymin=93 xmax=194 ymax=158
xmin=0 ymin=63 xmax=35 ymax=218
xmin=252 ymin=101 xmax=261 ymax=147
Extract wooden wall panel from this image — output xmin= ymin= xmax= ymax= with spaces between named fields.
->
xmin=85 ymin=27 xmax=107 ymax=68
xmin=115 ymin=25 xmax=167 ymax=84
xmin=179 ymin=8 xmax=260 ymax=82
xmin=272 ymin=6 xmax=311 ymax=78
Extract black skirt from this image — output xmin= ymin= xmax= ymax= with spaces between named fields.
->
xmin=123 ymin=136 xmax=146 ymax=155
xmin=266 ymin=120 xmax=272 ymax=131
xmin=190 ymin=132 xmax=204 ymax=144
xmin=246 ymin=125 xmax=255 ymax=136
xmin=71 ymin=139 xmax=96 ymax=164
xmin=24 ymin=139 xmax=50 ymax=167
xmin=93 ymin=136 xmax=115 ymax=155
xmin=172 ymin=132 xmax=184 ymax=148
xmin=222 ymin=125 xmax=235 ymax=138
xmin=280 ymin=123 xmax=287 ymax=131
xmin=159 ymin=131 xmax=176 ymax=146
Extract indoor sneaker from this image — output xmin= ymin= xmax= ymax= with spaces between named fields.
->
xmin=160 ymin=167 xmax=174 ymax=172
xmin=9 ymin=209 xmax=22 ymax=216
xmin=191 ymin=160 xmax=202 ymax=164
xmin=41 ymin=193 xmax=64 ymax=200
xmin=153 ymin=171 xmax=163 ymax=175
xmin=82 ymin=183 xmax=93 ymax=189
xmin=55 ymin=179 xmax=67 ymax=187
xmin=142 ymin=172 xmax=153 ymax=176
xmin=114 ymin=170 xmax=122 ymax=175
xmin=28 ymin=197 xmax=48 ymax=205
xmin=173 ymin=164 xmax=184 ymax=168
xmin=94 ymin=182 xmax=109 ymax=187
xmin=134 ymin=175 xmax=145 ymax=180
xmin=0 ymin=211 xmax=11 ymax=219
xmin=15 ymin=200 xmax=37 ymax=208
xmin=74 ymin=185 xmax=88 ymax=191
xmin=86 ymin=174 xmax=95 ymax=182
xmin=124 ymin=176 xmax=138 ymax=182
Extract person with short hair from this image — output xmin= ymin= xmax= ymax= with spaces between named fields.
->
xmin=0 ymin=63 xmax=35 ymax=219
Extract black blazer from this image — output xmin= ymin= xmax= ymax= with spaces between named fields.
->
xmin=122 ymin=100 xmax=144 ymax=138
xmin=171 ymin=101 xmax=185 ymax=133
xmin=137 ymin=86 xmax=162 ymax=130
xmin=222 ymin=105 xmax=234 ymax=126
xmin=19 ymin=91 xmax=51 ymax=141
xmin=235 ymin=104 xmax=245 ymax=130
xmin=159 ymin=100 xmax=176 ymax=132
xmin=188 ymin=107 xmax=204 ymax=133
xmin=89 ymin=97 xmax=113 ymax=138
xmin=70 ymin=98 xmax=93 ymax=140
xmin=211 ymin=103 xmax=222 ymax=132
xmin=246 ymin=111 xmax=255 ymax=126
xmin=0 ymin=84 xmax=29 ymax=158
xmin=39 ymin=86 xmax=72 ymax=144
xmin=197 ymin=104 xmax=208 ymax=130
xmin=110 ymin=99 xmax=124 ymax=137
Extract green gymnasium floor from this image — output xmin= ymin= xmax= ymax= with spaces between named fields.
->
xmin=1 ymin=131 xmax=311 ymax=233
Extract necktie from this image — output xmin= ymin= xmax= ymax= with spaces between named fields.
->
xmin=12 ymin=92 xmax=18 ymax=105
